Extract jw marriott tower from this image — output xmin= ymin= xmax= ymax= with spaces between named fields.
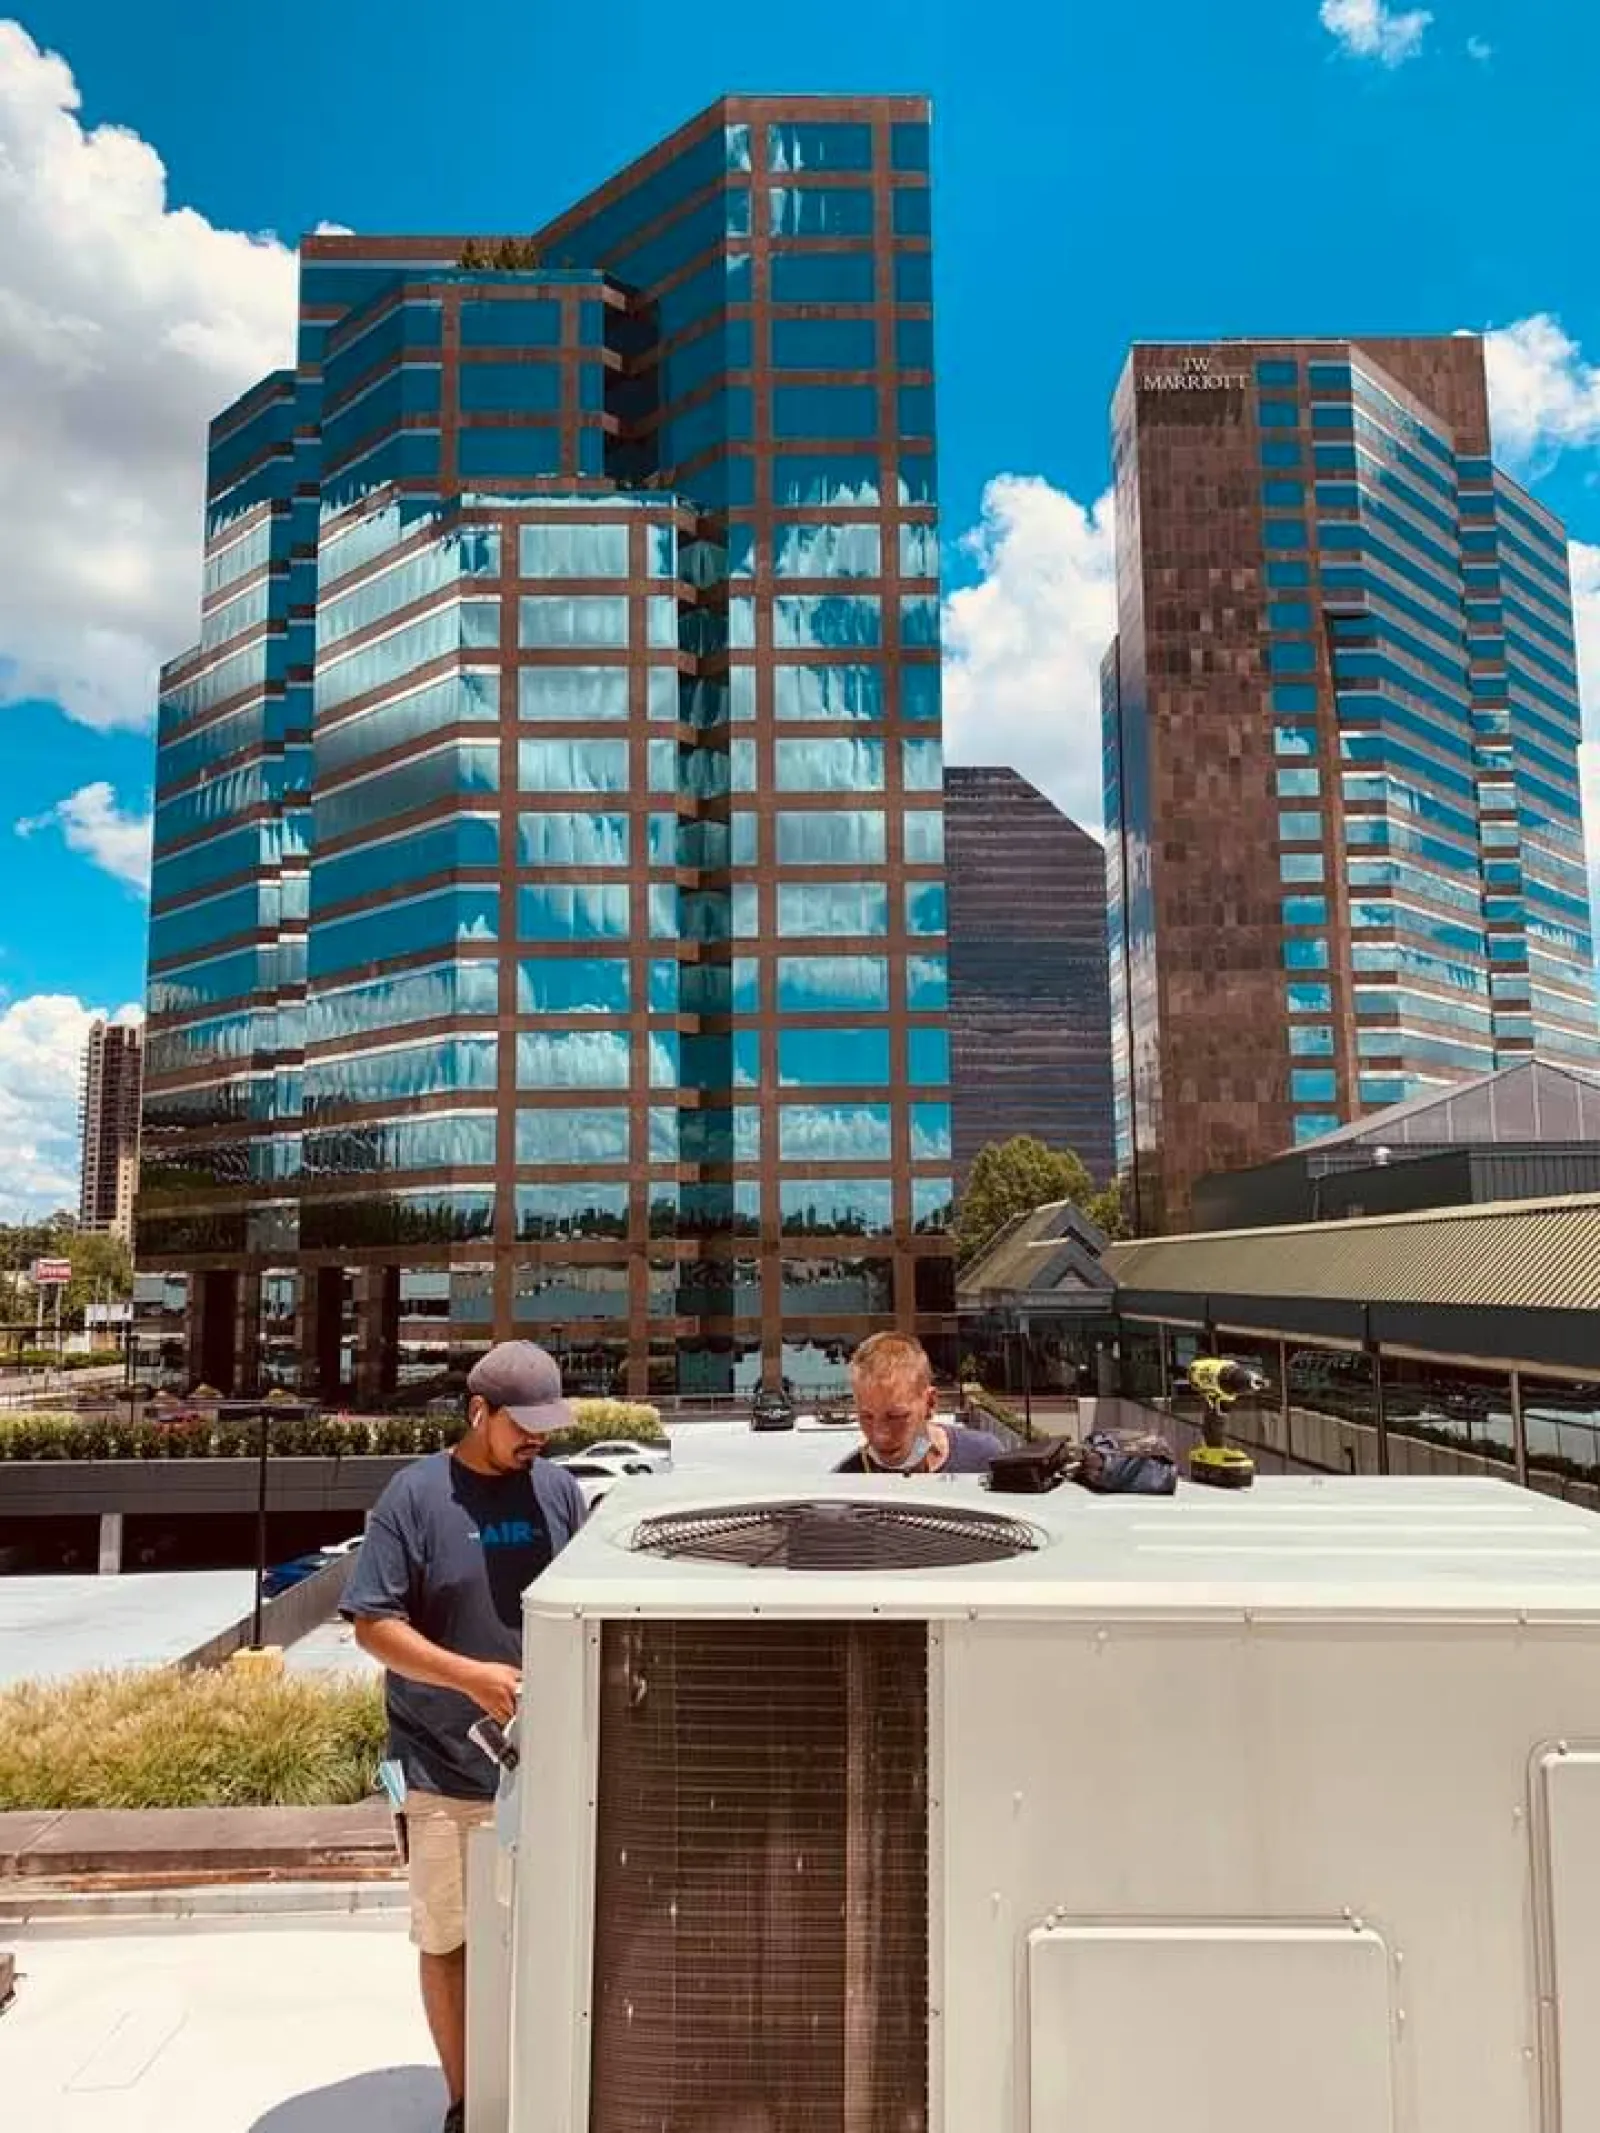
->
xmin=140 ymin=98 xmax=953 ymax=1399
xmin=1104 ymin=337 xmax=1600 ymax=1234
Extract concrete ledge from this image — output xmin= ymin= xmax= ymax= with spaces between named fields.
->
xmin=0 ymin=1801 xmax=400 ymax=1885
xmin=0 ymin=1454 xmax=415 ymax=1519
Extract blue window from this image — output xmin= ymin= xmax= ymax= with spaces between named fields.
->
xmin=896 ymin=318 xmax=934 ymax=369
xmin=460 ymin=299 xmax=560 ymax=348
xmin=773 ymin=595 xmax=880 ymax=648
xmin=769 ymin=251 xmax=877 ymax=302
xmin=899 ymin=384 xmax=934 ymax=435
xmin=775 ymin=809 xmax=886 ymax=864
xmin=1289 ymin=1026 xmax=1335 ymax=1060
xmin=904 ymin=810 xmax=944 ymax=862
xmin=518 ymin=959 xmax=630 ymax=1014
xmin=902 ymin=667 xmax=941 ymax=722
xmin=777 ymin=884 xmax=890 ymax=936
xmin=519 ymin=596 xmax=628 ymax=648
xmin=1262 ymin=520 xmax=1308 ymax=550
xmin=1287 ymin=982 xmax=1333 ymax=1013
xmin=1291 ymin=1068 xmax=1338 ymax=1103
xmin=1268 ymin=601 xmax=1313 ymax=631
xmin=776 ymin=955 xmax=890 ymax=1012
xmin=895 ymin=253 xmax=932 ymax=303
xmin=516 ymin=1031 xmax=631 ymax=1090
xmin=459 ymin=361 xmax=560 ymax=413
xmin=773 ymin=664 xmax=884 ymax=720
xmin=774 ymin=736 xmax=884 ymax=790
xmin=1260 ymin=442 xmax=1302 ymax=469
xmin=907 ymin=954 xmax=948 ymax=1008
xmin=519 ymin=524 xmax=629 ymax=578
xmin=458 ymin=428 xmax=560 ymax=478
xmin=1294 ymin=1114 xmax=1342 ymax=1145
xmin=1280 ymin=853 xmax=1325 ymax=883
xmin=1276 ymin=768 xmax=1320 ymax=797
xmin=769 ymin=186 xmax=876 ymax=237
xmin=518 ymin=668 xmax=630 ymax=721
xmin=1257 ymin=360 xmax=1298 ymax=386
xmin=1284 ymin=938 xmax=1330 ymax=970
xmin=517 ymin=812 xmax=628 ymax=865
xmin=1268 ymin=641 xmax=1316 ymax=674
xmin=768 ymin=122 xmax=874 ymax=171
xmin=773 ymin=454 xmax=881 ymax=506
xmin=773 ymin=522 xmax=881 ymax=576
xmin=903 ymin=736 xmax=943 ymax=790
xmin=1258 ymin=400 xmax=1300 ymax=429
xmin=1279 ymin=811 xmax=1323 ymax=841
xmin=1262 ymin=481 xmax=1304 ymax=508
xmin=773 ymin=384 xmax=879 ymax=439
xmin=891 ymin=123 xmax=930 ymax=171
xmin=908 ymin=1027 xmax=950 ymax=1084
xmin=778 ymin=1028 xmax=891 ymax=1086
xmin=902 ymin=595 xmax=940 ymax=648
xmin=515 ymin=1108 xmax=629 ymax=1165
xmin=517 ymin=884 xmax=631 ymax=940
xmin=1272 ymin=684 xmax=1319 ymax=714
xmin=779 ymin=1103 xmax=892 ymax=1162
xmin=1265 ymin=559 xmax=1311 ymax=587
xmin=771 ymin=318 xmax=877 ymax=370
xmin=1281 ymin=896 xmax=1328 ymax=925
xmin=906 ymin=881 xmax=946 ymax=934
xmin=899 ymin=524 xmax=940 ymax=577
xmin=910 ymin=1102 xmax=952 ymax=1161
xmin=518 ymin=739 xmax=629 ymax=792
xmin=893 ymin=187 xmax=931 ymax=236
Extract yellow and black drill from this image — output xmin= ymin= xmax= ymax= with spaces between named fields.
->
xmin=1184 ymin=1357 xmax=1264 ymax=1489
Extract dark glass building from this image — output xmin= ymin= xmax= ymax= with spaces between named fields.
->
xmin=943 ymin=766 xmax=1114 ymax=1182
xmin=139 ymin=97 xmax=953 ymax=1402
xmin=1104 ymin=335 xmax=1599 ymax=1234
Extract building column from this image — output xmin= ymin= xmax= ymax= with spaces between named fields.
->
xmin=233 ymin=1271 xmax=263 ymax=1396
xmin=98 ymin=1511 xmax=123 ymax=1576
xmin=354 ymin=1267 xmax=399 ymax=1408
xmin=296 ymin=1268 xmax=346 ymax=1403
xmin=1510 ymin=1369 xmax=1528 ymax=1486
xmin=182 ymin=1279 xmax=207 ymax=1392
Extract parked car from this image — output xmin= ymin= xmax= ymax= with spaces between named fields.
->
xmin=262 ymin=1551 xmax=331 ymax=1598
xmin=579 ymin=1437 xmax=672 ymax=1472
xmin=749 ymin=1388 xmax=797 ymax=1432
xmin=551 ymin=1452 xmax=659 ymax=1509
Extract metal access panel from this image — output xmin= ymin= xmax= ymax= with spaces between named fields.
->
xmin=1538 ymin=1747 xmax=1600 ymax=2129
xmin=1027 ymin=1922 xmax=1396 ymax=2133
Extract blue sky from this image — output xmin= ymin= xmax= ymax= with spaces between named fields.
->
xmin=3 ymin=0 xmax=1600 ymax=1211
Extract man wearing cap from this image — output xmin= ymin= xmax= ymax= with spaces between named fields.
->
xmin=343 ymin=1341 xmax=587 ymax=2133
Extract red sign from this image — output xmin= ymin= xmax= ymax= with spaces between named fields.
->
xmin=31 ymin=1258 xmax=72 ymax=1286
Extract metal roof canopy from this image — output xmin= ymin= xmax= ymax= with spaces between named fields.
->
xmin=1107 ymin=1193 xmax=1600 ymax=1380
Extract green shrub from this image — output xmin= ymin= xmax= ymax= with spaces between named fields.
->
xmin=0 ymin=1397 xmax=663 ymax=1462
xmin=0 ymin=1668 xmax=387 ymax=1811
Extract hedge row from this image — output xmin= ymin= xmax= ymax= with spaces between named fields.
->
xmin=0 ymin=1398 xmax=663 ymax=1463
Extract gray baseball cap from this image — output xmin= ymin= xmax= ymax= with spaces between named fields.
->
xmin=467 ymin=1341 xmax=573 ymax=1435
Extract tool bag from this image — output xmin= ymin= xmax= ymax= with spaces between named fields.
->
xmin=1075 ymin=1428 xmax=1178 ymax=1496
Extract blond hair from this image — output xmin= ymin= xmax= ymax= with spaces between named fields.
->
xmin=849 ymin=1331 xmax=933 ymax=1391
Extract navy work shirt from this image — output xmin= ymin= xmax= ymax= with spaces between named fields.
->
xmin=341 ymin=1449 xmax=587 ymax=1799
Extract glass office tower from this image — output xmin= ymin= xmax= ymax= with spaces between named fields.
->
xmin=140 ymin=97 xmax=953 ymax=1400
xmin=1104 ymin=336 xmax=1599 ymax=1234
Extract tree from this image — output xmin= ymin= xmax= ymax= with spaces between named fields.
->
xmin=955 ymin=1137 xmax=1097 ymax=1268
xmin=1085 ymin=1172 xmax=1132 ymax=1242
xmin=67 ymin=1230 xmax=133 ymax=1320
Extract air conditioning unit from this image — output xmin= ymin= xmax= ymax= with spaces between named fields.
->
xmin=485 ymin=1471 xmax=1600 ymax=2133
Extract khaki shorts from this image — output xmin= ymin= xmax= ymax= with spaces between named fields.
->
xmin=405 ymin=1789 xmax=494 ymax=1955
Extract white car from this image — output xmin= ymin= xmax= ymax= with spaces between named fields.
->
xmin=573 ymin=1438 xmax=673 ymax=1473
xmin=550 ymin=1452 xmax=663 ymax=1507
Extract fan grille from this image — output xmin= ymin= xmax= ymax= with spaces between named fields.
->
xmin=631 ymin=1497 xmax=1041 ymax=1570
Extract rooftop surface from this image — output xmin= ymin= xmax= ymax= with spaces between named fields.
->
xmin=0 ymin=1569 xmax=255 ymax=1688
xmin=6 ymin=1901 xmax=439 ymax=2132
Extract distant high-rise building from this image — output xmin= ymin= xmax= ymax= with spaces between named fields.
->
xmin=1104 ymin=335 xmax=1600 ymax=1233
xmin=943 ymin=766 xmax=1114 ymax=1183
xmin=80 ymin=1019 xmax=143 ymax=1243
xmin=139 ymin=97 xmax=953 ymax=1400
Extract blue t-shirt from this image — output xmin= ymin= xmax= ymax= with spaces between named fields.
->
xmin=341 ymin=1450 xmax=587 ymax=1799
xmin=834 ymin=1425 xmax=1007 ymax=1475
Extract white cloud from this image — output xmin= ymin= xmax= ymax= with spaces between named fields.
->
xmin=1466 ymin=34 xmax=1494 ymax=60
xmin=0 ymin=18 xmax=300 ymax=732
xmin=15 ymin=780 xmax=152 ymax=891
xmin=0 ymin=992 xmax=142 ymax=1222
xmin=941 ymin=476 xmax=1116 ymax=835
xmin=1319 ymin=0 xmax=1433 ymax=66
xmin=1484 ymin=315 xmax=1600 ymax=471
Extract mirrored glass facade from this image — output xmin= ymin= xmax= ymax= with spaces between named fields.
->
xmin=139 ymin=95 xmax=952 ymax=1399
xmin=1106 ymin=336 xmax=1600 ymax=1231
